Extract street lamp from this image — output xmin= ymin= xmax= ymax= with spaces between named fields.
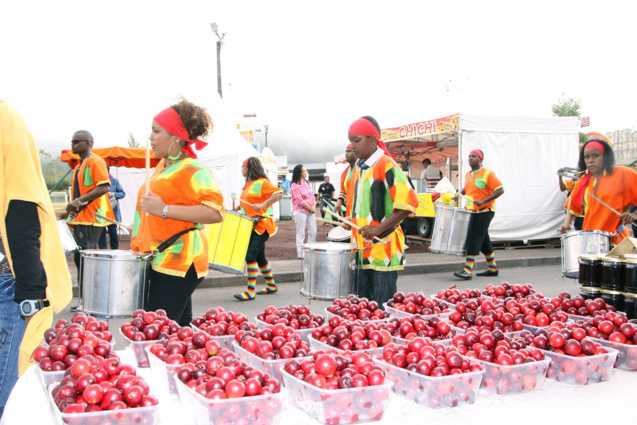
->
xmin=210 ymin=23 xmax=226 ymax=98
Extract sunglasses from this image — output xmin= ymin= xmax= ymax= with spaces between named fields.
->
xmin=71 ymin=139 xmax=90 ymax=145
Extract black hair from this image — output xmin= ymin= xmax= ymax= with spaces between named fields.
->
xmin=245 ymin=157 xmax=268 ymax=182
xmin=292 ymin=164 xmax=304 ymax=184
xmin=361 ymin=116 xmax=381 ymax=134
xmin=578 ymin=140 xmax=615 ymax=175
xmin=422 ymin=158 xmax=431 ymax=165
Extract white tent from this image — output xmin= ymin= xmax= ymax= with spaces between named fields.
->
xmin=116 ymin=95 xmax=261 ymax=226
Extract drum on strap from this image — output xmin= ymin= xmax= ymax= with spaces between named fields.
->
xmin=429 ymin=204 xmax=474 ymax=256
xmin=326 ymin=225 xmax=351 ymax=243
xmin=561 ymin=230 xmax=611 ymax=279
xmin=301 ymin=242 xmax=358 ymax=301
xmin=80 ymin=250 xmax=150 ymax=318
xmin=205 ymin=211 xmax=254 ymax=275
xmin=56 ymin=220 xmax=79 ymax=257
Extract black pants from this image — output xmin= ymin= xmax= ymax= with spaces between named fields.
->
xmin=73 ymin=224 xmax=103 ymax=298
xmin=466 ymin=211 xmax=495 ymax=257
xmin=356 ymin=269 xmax=397 ymax=309
xmin=146 ymin=264 xmax=202 ymax=326
xmin=98 ymin=224 xmax=119 ymax=249
xmin=245 ymin=231 xmax=270 ymax=267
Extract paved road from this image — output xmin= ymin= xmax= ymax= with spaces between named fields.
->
xmin=55 ymin=262 xmax=581 ymax=348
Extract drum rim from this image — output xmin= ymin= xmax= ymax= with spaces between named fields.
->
xmin=80 ymin=249 xmax=147 ymax=260
xmin=302 ymin=242 xmax=358 ymax=252
xmin=224 ymin=210 xmax=253 ymax=220
xmin=562 ymin=230 xmax=612 ymax=238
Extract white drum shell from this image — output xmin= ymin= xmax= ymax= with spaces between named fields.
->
xmin=561 ymin=231 xmax=611 ymax=279
xmin=56 ymin=220 xmax=78 ymax=257
xmin=429 ymin=205 xmax=474 ymax=256
xmin=301 ymin=243 xmax=357 ymax=301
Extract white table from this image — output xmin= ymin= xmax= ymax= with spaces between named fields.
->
xmin=2 ymin=349 xmax=631 ymax=425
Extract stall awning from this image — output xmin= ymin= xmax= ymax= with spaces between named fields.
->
xmin=60 ymin=147 xmax=161 ymax=169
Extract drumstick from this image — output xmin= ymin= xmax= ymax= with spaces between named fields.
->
xmin=587 ymin=193 xmax=622 ymax=217
xmin=316 ymin=217 xmax=345 ymax=226
xmin=322 ymin=207 xmax=386 ymax=244
xmin=564 ymin=194 xmax=573 ymax=227
xmin=95 ymin=213 xmax=133 ymax=233
xmin=239 ymin=199 xmax=257 ymax=209
xmin=145 ymin=138 xmax=150 ymax=217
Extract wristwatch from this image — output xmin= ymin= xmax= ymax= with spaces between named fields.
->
xmin=19 ymin=299 xmax=50 ymax=317
xmin=161 ymin=204 xmax=169 ymax=219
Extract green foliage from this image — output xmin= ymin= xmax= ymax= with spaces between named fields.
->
xmin=39 ymin=149 xmax=72 ymax=191
xmin=127 ymin=133 xmax=140 ymax=148
xmin=552 ymin=94 xmax=582 ymax=117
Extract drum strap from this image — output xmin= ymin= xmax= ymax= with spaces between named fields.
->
xmin=155 ymin=227 xmax=198 ymax=253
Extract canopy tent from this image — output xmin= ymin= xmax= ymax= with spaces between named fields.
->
xmin=60 ymin=147 xmax=161 ymax=169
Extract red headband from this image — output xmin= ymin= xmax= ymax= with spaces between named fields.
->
xmin=470 ymin=149 xmax=484 ymax=160
xmin=153 ymin=107 xmax=208 ymax=159
xmin=584 ymin=141 xmax=605 ymax=154
xmin=242 ymin=158 xmax=249 ymax=167
xmin=348 ymin=118 xmax=392 ymax=158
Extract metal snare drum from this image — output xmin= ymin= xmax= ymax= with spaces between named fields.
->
xmin=301 ymin=242 xmax=358 ymax=301
xmin=80 ymin=250 xmax=150 ymax=318
xmin=326 ymin=226 xmax=351 ymax=243
xmin=429 ymin=204 xmax=474 ymax=256
xmin=56 ymin=220 xmax=79 ymax=257
xmin=561 ymin=230 xmax=611 ymax=279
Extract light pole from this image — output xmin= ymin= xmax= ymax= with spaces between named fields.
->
xmin=210 ymin=23 xmax=226 ymax=98
xmin=264 ymin=125 xmax=269 ymax=148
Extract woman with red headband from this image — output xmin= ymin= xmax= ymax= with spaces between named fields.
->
xmin=131 ymin=98 xmax=224 ymax=326
xmin=234 ymin=157 xmax=283 ymax=301
xmin=453 ymin=149 xmax=504 ymax=280
xmin=347 ymin=116 xmax=419 ymax=305
xmin=558 ymin=134 xmax=637 ymax=244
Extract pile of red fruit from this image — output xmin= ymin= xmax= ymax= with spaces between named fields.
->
xmin=379 ymin=315 xmax=455 ymax=342
xmin=326 ymin=295 xmax=389 ymax=321
xmin=120 ymin=309 xmax=180 ymax=342
xmin=529 ymin=323 xmax=615 ymax=384
xmin=50 ymin=355 xmax=158 ymax=414
xmin=310 ymin=315 xmax=392 ymax=352
xmin=446 ymin=298 xmax=525 ymax=333
xmin=385 ymin=291 xmax=445 ymax=316
xmin=256 ymin=304 xmax=325 ymax=329
xmin=34 ymin=313 xmax=116 ymax=375
xmin=191 ymin=307 xmax=256 ymax=338
xmin=484 ymin=283 xmax=541 ymax=301
xmin=451 ymin=329 xmax=548 ymax=394
xmin=148 ymin=325 xmax=227 ymax=366
xmin=567 ymin=312 xmax=636 ymax=343
xmin=434 ymin=286 xmax=483 ymax=309
xmin=284 ymin=351 xmax=385 ymax=388
xmin=499 ymin=296 xmax=569 ymax=328
xmin=551 ymin=293 xmax=618 ymax=317
xmin=237 ymin=323 xmax=312 ymax=360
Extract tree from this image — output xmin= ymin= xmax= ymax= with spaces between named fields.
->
xmin=39 ymin=149 xmax=72 ymax=191
xmin=127 ymin=133 xmax=140 ymax=148
xmin=551 ymin=94 xmax=588 ymax=145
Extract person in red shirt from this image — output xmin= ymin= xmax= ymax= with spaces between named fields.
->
xmin=453 ymin=149 xmax=504 ymax=280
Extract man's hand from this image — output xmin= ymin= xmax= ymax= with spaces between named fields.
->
xmin=359 ymin=225 xmax=382 ymax=240
xmin=474 ymin=199 xmax=485 ymax=207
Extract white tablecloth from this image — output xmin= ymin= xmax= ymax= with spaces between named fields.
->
xmin=2 ymin=349 xmax=632 ymax=425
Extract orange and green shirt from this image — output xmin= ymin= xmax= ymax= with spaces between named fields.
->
xmin=565 ymin=166 xmax=637 ymax=245
xmin=463 ymin=167 xmax=502 ymax=212
xmin=70 ymin=153 xmax=114 ymax=226
xmin=240 ymin=177 xmax=282 ymax=236
xmin=131 ymin=158 xmax=224 ymax=278
xmin=351 ymin=150 xmax=419 ymax=271
xmin=338 ymin=165 xmax=355 ymax=217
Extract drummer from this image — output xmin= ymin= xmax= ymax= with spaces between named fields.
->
xmin=347 ymin=116 xmax=418 ymax=306
xmin=558 ymin=133 xmax=637 ymax=245
xmin=558 ymin=167 xmax=584 ymax=230
xmin=334 ymin=143 xmax=357 ymax=218
xmin=234 ymin=157 xmax=283 ymax=301
xmin=132 ymin=98 xmax=224 ymax=326
xmin=452 ymin=149 xmax=504 ymax=280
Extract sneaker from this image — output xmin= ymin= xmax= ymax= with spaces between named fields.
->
xmin=70 ymin=305 xmax=83 ymax=312
xmin=453 ymin=270 xmax=472 ymax=280
xmin=257 ymin=288 xmax=278 ymax=295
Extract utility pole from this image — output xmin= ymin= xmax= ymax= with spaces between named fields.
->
xmin=210 ymin=23 xmax=226 ymax=98
xmin=264 ymin=125 xmax=269 ymax=148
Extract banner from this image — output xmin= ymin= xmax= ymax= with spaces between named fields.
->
xmin=381 ymin=114 xmax=459 ymax=142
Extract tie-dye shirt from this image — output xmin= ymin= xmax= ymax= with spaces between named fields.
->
xmin=131 ymin=158 xmax=224 ymax=278
xmin=240 ymin=177 xmax=282 ymax=236
xmin=338 ymin=165 xmax=355 ymax=217
xmin=463 ymin=168 xmax=502 ymax=212
xmin=71 ymin=153 xmax=115 ymax=226
xmin=351 ymin=149 xmax=418 ymax=271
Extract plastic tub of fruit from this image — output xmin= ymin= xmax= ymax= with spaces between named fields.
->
xmin=541 ymin=346 xmax=619 ymax=384
xmin=382 ymin=304 xmax=452 ymax=321
xmin=373 ymin=358 xmax=484 ymax=408
xmin=308 ymin=335 xmax=384 ymax=358
xmin=190 ymin=323 xmax=237 ymax=351
xmin=144 ymin=345 xmax=181 ymax=395
xmin=38 ymin=368 xmax=66 ymax=389
xmin=324 ymin=308 xmax=392 ymax=324
xmin=390 ymin=334 xmax=454 ymax=346
xmin=590 ymin=337 xmax=637 ymax=371
xmin=464 ymin=355 xmax=550 ymax=395
xmin=255 ymin=318 xmax=317 ymax=344
xmin=282 ymin=369 xmax=392 ymax=424
xmin=175 ymin=377 xmax=287 ymax=425
xmin=119 ymin=329 xmax=156 ymax=368
xmin=233 ymin=341 xmax=313 ymax=383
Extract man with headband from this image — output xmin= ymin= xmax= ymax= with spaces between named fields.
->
xmin=347 ymin=116 xmax=418 ymax=305
xmin=57 ymin=130 xmax=114 ymax=311
xmin=334 ymin=144 xmax=357 ymax=219
xmin=453 ymin=149 xmax=504 ymax=280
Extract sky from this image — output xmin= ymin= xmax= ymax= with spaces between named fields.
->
xmin=1 ymin=0 xmax=636 ymax=163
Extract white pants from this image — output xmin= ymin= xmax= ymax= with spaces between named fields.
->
xmin=293 ymin=210 xmax=317 ymax=258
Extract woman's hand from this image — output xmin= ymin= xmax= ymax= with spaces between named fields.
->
xmin=252 ymin=203 xmax=264 ymax=211
xmin=140 ymin=192 xmax=166 ymax=217
xmin=557 ymin=224 xmax=572 ymax=234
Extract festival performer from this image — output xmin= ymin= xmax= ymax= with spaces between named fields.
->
xmin=347 ymin=116 xmax=419 ymax=305
xmin=57 ymin=130 xmax=114 ymax=311
xmin=557 ymin=167 xmax=584 ymax=231
xmin=290 ymin=164 xmax=317 ymax=259
xmin=234 ymin=157 xmax=283 ymax=301
xmin=131 ymin=99 xmax=224 ymax=326
xmin=98 ymin=166 xmax=126 ymax=249
xmin=557 ymin=133 xmax=637 ymax=244
xmin=453 ymin=149 xmax=504 ymax=280
xmin=334 ymin=144 xmax=357 ymax=218
xmin=0 ymin=101 xmax=72 ymax=415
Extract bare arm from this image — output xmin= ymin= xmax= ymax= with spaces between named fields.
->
xmin=141 ymin=192 xmax=223 ymax=224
